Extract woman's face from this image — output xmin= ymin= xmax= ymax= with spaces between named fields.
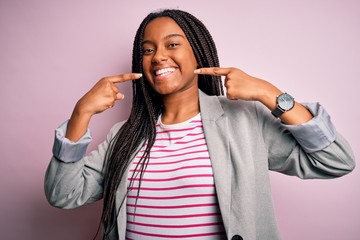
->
xmin=142 ymin=17 xmax=198 ymax=96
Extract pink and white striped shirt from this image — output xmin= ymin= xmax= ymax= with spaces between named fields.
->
xmin=125 ymin=113 xmax=226 ymax=239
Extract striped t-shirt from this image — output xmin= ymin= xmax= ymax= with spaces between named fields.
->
xmin=125 ymin=113 xmax=226 ymax=239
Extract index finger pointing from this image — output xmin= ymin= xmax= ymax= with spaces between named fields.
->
xmin=194 ymin=67 xmax=231 ymax=76
xmin=108 ymin=73 xmax=142 ymax=83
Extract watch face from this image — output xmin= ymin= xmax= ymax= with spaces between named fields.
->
xmin=278 ymin=93 xmax=294 ymax=110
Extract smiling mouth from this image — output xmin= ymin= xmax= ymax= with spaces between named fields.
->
xmin=154 ymin=67 xmax=176 ymax=76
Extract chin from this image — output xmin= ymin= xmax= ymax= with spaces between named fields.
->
xmin=151 ymin=83 xmax=178 ymax=95
xmin=154 ymin=88 xmax=175 ymax=96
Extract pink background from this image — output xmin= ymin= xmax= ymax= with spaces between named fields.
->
xmin=1 ymin=0 xmax=359 ymax=239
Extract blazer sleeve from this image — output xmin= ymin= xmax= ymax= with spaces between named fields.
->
xmin=44 ymin=121 xmax=124 ymax=209
xmin=255 ymin=102 xmax=355 ymax=179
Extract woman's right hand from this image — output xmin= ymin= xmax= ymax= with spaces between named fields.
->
xmin=65 ymin=73 xmax=142 ymax=142
xmin=75 ymin=73 xmax=142 ymax=116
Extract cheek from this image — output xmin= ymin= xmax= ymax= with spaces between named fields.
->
xmin=142 ymin=58 xmax=152 ymax=77
xmin=186 ymin=49 xmax=198 ymax=69
xmin=184 ymin=54 xmax=198 ymax=72
xmin=142 ymin=57 xmax=148 ymax=70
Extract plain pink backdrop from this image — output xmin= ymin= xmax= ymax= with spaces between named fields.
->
xmin=1 ymin=0 xmax=359 ymax=239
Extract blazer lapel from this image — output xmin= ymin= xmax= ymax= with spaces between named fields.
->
xmin=199 ymin=91 xmax=232 ymax=234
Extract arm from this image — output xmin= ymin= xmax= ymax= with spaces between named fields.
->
xmin=255 ymin=101 xmax=355 ymax=178
xmin=195 ymin=67 xmax=355 ymax=178
xmin=45 ymin=121 xmax=123 ymax=208
xmin=194 ymin=67 xmax=312 ymax=125
xmin=44 ymin=73 xmax=141 ymax=208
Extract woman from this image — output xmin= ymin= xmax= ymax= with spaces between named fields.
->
xmin=45 ymin=9 xmax=355 ymax=240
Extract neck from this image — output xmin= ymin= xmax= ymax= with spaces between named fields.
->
xmin=161 ymin=88 xmax=199 ymax=124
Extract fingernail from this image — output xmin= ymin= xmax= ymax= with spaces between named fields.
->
xmin=136 ymin=73 xmax=143 ymax=78
xmin=194 ymin=69 xmax=200 ymax=74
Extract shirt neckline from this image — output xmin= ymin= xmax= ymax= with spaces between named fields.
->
xmin=158 ymin=113 xmax=201 ymax=129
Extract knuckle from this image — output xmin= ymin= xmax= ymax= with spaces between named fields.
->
xmin=101 ymin=77 xmax=110 ymax=82
xmin=226 ymin=88 xmax=236 ymax=98
xmin=226 ymin=93 xmax=235 ymax=100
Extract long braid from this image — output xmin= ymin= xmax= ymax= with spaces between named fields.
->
xmin=99 ymin=9 xmax=224 ymax=239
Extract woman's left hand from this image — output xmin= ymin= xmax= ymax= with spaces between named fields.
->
xmin=194 ymin=67 xmax=276 ymax=101
xmin=194 ymin=67 xmax=314 ymax=125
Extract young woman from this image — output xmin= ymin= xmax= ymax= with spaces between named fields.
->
xmin=45 ymin=9 xmax=355 ymax=240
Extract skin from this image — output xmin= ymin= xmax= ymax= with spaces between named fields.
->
xmin=65 ymin=74 xmax=141 ymax=141
xmin=141 ymin=17 xmax=200 ymax=124
xmin=65 ymin=16 xmax=313 ymax=142
xmin=194 ymin=67 xmax=313 ymax=125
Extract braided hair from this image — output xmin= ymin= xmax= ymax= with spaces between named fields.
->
xmin=100 ymin=9 xmax=224 ymax=239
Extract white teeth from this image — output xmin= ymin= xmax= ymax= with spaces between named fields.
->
xmin=155 ymin=68 xmax=175 ymax=76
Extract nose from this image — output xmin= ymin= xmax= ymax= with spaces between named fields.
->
xmin=152 ymin=47 xmax=168 ymax=64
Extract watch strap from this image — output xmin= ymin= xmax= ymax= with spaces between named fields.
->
xmin=271 ymin=107 xmax=284 ymax=118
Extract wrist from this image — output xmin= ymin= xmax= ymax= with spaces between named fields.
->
xmin=271 ymin=92 xmax=295 ymax=118
xmin=255 ymin=81 xmax=282 ymax=110
xmin=66 ymin=110 xmax=92 ymax=142
xmin=74 ymin=100 xmax=96 ymax=118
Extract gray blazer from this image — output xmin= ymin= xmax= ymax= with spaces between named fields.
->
xmin=45 ymin=91 xmax=355 ymax=240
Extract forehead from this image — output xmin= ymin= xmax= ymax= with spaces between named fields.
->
xmin=143 ymin=17 xmax=186 ymax=40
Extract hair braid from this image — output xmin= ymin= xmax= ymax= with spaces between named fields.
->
xmin=98 ymin=9 xmax=224 ymax=239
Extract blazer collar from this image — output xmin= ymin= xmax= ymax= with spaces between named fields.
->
xmin=199 ymin=90 xmax=224 ymax=121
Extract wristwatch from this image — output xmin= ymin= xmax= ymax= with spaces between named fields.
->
xmin=271 ymin=92 xmax=295 ymax=118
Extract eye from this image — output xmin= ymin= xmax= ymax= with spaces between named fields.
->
xmin=168 ymin=43 xmax=180 ymax=48
xmin=142 ymin=48 xmax=154 ymax=55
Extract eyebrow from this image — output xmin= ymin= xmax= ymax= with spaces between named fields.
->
xmin=142 ymin=33 xmax=185 ymax=45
